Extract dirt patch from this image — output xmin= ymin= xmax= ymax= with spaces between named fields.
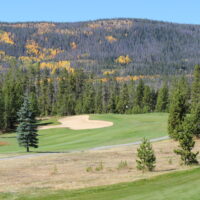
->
xmin=0 ymin=139 xmax=200 ymax=193
xmin=39 ymin=115 xmax=113 ymax=130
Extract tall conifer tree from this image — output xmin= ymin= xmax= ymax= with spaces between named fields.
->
xmin=16 ymin=97 xmax=38 ymax=152
xmin=191 ymin=65 xmax=200 ymax=111
xmin=156 ymin=83 xmax=169 ymax=112
xmin=168 ymin=82 xmax=188 ymax=139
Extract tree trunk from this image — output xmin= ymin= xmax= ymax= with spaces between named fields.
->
xmin=26 ymin=145 xmax=29 ymax=152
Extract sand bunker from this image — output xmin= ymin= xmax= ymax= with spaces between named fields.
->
xmin=39 ymin=115 xmax=113 ymax=130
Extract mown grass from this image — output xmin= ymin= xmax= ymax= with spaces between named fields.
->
xmin=1 ymin=167 xmax=200 ymax=200
xmin=0 ymin=113 xmax=168 ymax=154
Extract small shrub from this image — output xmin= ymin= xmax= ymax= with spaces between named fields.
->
xmin=117 ymin=160 xmax=128 ymax=170
xmin=95 ymin=161 xmax=104 ymax=171
xmin=168 ymin=158 xmax=173 ymax=165
xmin=86 ymin=166 xmax=93 ymax=172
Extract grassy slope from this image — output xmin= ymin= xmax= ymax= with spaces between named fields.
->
xmin=0 ymin=113 xmax=168 ymax=153
xmin=1 ymin=167 xmax=200 ymax=200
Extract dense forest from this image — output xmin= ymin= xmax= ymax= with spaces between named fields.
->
xmin=0 ymin=64 xmax=199 ymax=132
xmin=1 ymin=18 xmax=200 ymax=76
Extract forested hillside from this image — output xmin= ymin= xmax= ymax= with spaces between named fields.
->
xmin=0 ymin=18 xmax=200 ymax=76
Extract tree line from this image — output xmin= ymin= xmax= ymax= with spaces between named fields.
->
xmin=0 ymin=64 xmax=199 ymax=134
xmin=0 ymin=64 xmax=168 ymax=132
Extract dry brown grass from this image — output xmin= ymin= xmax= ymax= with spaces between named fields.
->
xmin=0 ymin=139 xmax=199 ymax=193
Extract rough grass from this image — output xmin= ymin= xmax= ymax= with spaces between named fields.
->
xmin=1 ymin=139 xmax=199 ymax=194
xmin=1 ymin=167 xmax=200 ymax=200
xmin=0 ymin=113 xmax=168 ymax=154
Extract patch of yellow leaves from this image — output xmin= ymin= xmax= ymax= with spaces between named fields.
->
xmin=103 ymin=70 xmax=116 ymax=75
xmin=40 ymin=61 xmax=74 ymax=74
xmin=0 ymin=31 xmax=14 ymax=45
xmin=115 ymin=55 xmax=132 ymax=64
xmin=25 ymin=40 xmax=63 ymax=60
xmin=0 ymin=50 xmax=5 ymax=58
xmin=105 ymin=35 xmax=117 ymax=43
xmin=100 ymin=75 xmax=159 ymax=82
xmin=26 ymin=40 xmax=40 ymax=56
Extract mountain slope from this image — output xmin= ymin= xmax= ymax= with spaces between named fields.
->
xmin=0 ymin=18 xmax=200 ymax=76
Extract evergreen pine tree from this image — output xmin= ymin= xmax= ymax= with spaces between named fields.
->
xmin=156 ymin=83 xmax=169 ymax=112
xmin=0 ymin=88 xmax=4 ymax=130
xmin=136 ymin=138 xmax=156 ymax=171
xmin=116 ymin=83 xmax=129 ymax=113
xmin=168 ymin=81 xmax=188 ymax=139
xmin=82 ymin=82 xmax=95 ymax=113
xmin=142 ymin=86 xmax=152 ymax=113
xmin=133 ymin=79 xmax=145 ymax=113
xmin=102 ymin=84 xmax=110 ymax=113
xmin=2 ymin=69 xmax=24 ymax=131
xmin=108 ymin=92 xmax=117 ymax=113
xmin=94 ymin=81 xmax=103 ymax=113
xmin=135 ymin=79 xmax=144 ymax=108
xmin=149 ymin=89 xmax=157 ymax=112
xmin=174 ymin=117 xmax=199 ymax=165
xmin=190 ymin=102 xmax=200 ymax=137
xmin=38 ymin=70 xmax=50 ymax=116
xmin=16 ymin=97 xmax=38 ymax=152
xmin=191 ymin=65 xmax=200 ymax=111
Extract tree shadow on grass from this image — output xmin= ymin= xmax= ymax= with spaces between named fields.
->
xmin=36 ymin=122 xmax=53 ymax=126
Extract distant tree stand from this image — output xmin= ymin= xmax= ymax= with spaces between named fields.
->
xmin=16 ymin=97 xmax=39 ymax=152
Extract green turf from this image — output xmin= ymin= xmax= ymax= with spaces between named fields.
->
xmin=1 ymin=167 xmax=200 ymax=200
xmin=0 ymin=113 xmax=168 ymax=154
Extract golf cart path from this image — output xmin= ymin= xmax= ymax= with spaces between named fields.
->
xmin=39 ymin=115 xmax=113 ymax=130
xmin=0 ymin=136 xmax=169 ymax=161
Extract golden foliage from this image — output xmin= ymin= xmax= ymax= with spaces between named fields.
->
xmin=19 ymin=56 xmax=39 ymax=64
xmin=115 ymin=55 xmax=132 ymax=64
xmin=0 ymin=50 xmax=16 ymax=62
xmin=41 ymin=48 xmax=64 ymax=60
xmin=70 ymin=42 xmax=77 ymax=49
xmin=105 ymin=35 xmax=117 ymax=43
xmin=103 ymin=70 xmax=116 ymax=75
xmin=0 ymin=50 xmax=5 ymax=58
xmin=25 ymin=40 xmax=63 ymax=60
xmin=40 ymin=61 xmax=74 ymax=74
xmin=25 ymin=40 xmax=40 ymax=56
xmin=0 ymin=31 xmax=14 ymax=45
xmin=100 ymin=75 xmax=159 ymax=82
